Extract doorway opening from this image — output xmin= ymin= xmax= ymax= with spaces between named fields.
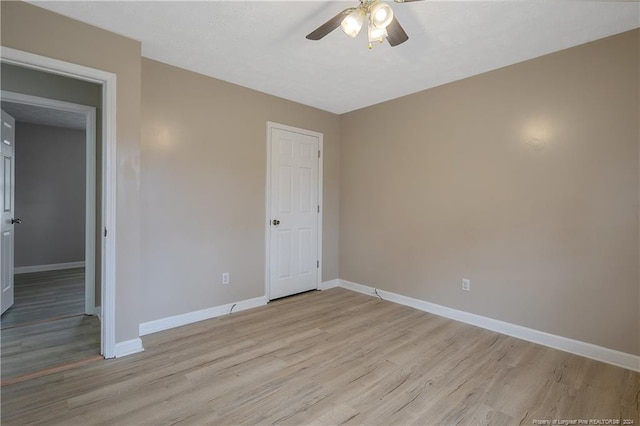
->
xmin=0 ymin=47 xmax=117 ymax=364
xmin=2 ymin=92 xmax=97 ymax=316
xmin=0 ymin=94 xmax=101 ymax=382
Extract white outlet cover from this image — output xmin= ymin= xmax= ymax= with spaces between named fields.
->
xmin=462 ymin=279 xmax=471 ymax=291
xmin=222 ymin=273 xmax=230 ymax=285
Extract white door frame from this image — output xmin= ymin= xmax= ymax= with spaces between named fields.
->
xmin=265 ymin=121 xmax=323 ymax=300
xmin=1 ymin=91 xmax=97 ymax=317
xmin=1 ymin=47 xmax=117 ymax=358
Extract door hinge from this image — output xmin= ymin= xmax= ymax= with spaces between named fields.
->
xmin=318 ymin=150 xmax=321 ymax=158
xmin=104 ymin=227 xmax=107 ymax=237
xmin=317 ymin=205 xmax=320 ymax=213
xmin=317 ymin=260 xmax=319 ymax=268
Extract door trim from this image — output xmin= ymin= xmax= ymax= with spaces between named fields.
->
xmin=265 ymin=122 xmax=323 ymax=301
xmin=1 ymin=90 xmax=97 ymax=317
xmin=1 ymin=47 xmax=117 ymax=358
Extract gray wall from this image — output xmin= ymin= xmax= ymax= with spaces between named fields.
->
xmin=15 ymin=122 xmax=86 ymax=267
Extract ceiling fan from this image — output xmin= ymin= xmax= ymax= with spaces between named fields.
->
xmin=306 ymin=0 xmax=422 ymax=49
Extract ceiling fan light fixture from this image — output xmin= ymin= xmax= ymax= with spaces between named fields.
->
xmin=370 ymin=2 xmax=394 ymax=29
xmin=305 ymin=0 xmax=410 ymax=48
xmin=340 ymin=8 xmax=366 ymax=38
xmin=367 ymin=20 xmax=388 ymax=43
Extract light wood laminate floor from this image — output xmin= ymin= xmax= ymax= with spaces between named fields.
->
xmin=2 ymin=288 xmax=638 ymax=425
xmin=1 ymin=268 xmax=85 ymax=328
xmin=0 ymin=268 xmax=101 ymax=382
xmin=1 ymin=314 xmax=101 ymax=381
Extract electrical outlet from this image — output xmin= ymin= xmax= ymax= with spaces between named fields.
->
xmin=462 ymin=278 xmax=470 ymax=291
xmin=222 ymin=272 xmax=230 ymax=285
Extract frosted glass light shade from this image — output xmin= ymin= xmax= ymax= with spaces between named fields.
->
xmin=368 ymin=21 xmax=388 ymax=42
xmin=341 ymin=8 xmax=366 ymax=38
xmin=370 ymin=2 xmax=394 ymax=28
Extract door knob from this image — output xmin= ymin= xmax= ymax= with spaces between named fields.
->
xmin=10 ymin=218 xmax=21 ymax=225
xmin=272 ymin=219 xmax=280 ymax=226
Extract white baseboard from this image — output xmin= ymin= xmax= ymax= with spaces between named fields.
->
xmin=114 ymin=337 xmax=144 ymax=358
xmin=15 ymin=261 xmax=85 ymax=274
xmin=338 ymin=279 xmax=640 ymax=372
xmin=139 ymin=295 xmax=269 ymax=337
xmin=93 ymin=306 xmax=102 ymax=322
xmin=319 ymin=279 xmax=339 ymax=290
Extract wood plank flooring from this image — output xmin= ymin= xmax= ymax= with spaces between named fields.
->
xmin=1 ymin=268 xmax=85 ymax=328
xmin=1 ymin=314 xmax=101 ymax=381
xmin=0 ymin=268 xmax=101 ymax=382
xmin=1 ymin=288 xmax=638 ymax=425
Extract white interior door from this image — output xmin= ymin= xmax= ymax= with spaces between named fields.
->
xmin=1 ymin=110 xmax=16 ymax=315
xmin=269 ymin=126 xmax=320 ymax=300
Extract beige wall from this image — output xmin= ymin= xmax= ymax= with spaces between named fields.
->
xmin=340 ymin=29 xmax=640 ymax=355
xmin=1 ymin=1 xmax=142 ymax=343
xmin=140 ymin=58 xmax=340 ymax=322
xmin=1 ymin=62 xmax=102 ymax=107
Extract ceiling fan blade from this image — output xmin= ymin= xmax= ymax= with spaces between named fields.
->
xmin=386 ymin=17 xmax=409 ymax=47
xmin=306 ymin=8 xmax=355 ymax=40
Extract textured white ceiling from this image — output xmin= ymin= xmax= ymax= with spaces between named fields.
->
xmin=30 ymin=1 xmax=640 ymax=114
xmin=1 ymin=102 xmax=86 ymax=130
